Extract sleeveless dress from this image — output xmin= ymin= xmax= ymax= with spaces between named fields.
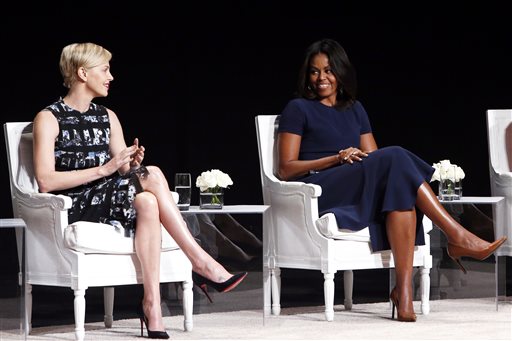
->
xmin=46 ymin=99 xmax=146 ymax=237
xmin=278 ymin=98 xmax=435 ymax=251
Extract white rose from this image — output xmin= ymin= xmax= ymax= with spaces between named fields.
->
xmin=455 ymin=166 xmax=465 ymax=181
xmin=196 ymin=169 xmax=234 ymax=191
xmin=430 ymin=159 xmax=465 ymax=182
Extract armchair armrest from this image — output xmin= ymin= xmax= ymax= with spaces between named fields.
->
xmin=490 ymin=168 xmax=512 ymax=187
xmin=268 ymin=179 xmax=322 ymax=197
xmin=14 ymin=190 xmax=77 ymax=277
xmin=16 ymin=190 xmax=72 ymax=210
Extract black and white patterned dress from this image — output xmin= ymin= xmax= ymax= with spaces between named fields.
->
xmin=46 ymin=98 xmax=146 ymax=236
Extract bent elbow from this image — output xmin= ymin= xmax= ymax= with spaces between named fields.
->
xmin=35 ymin=177 xmax=52 ymax=193
xmin=277 ymin=167 xmax=291 ymax=181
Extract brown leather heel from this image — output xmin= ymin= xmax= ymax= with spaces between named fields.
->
xmin=447 ymin=236 xmax=507 ymax=274
xmin=389 ymin=287 xmax=416 ymax=322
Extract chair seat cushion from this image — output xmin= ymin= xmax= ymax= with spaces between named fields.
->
xmin=315 ymin=213 xmax=371 ymax=242
xmin=64 ymin=221 xmax=180 ymax=254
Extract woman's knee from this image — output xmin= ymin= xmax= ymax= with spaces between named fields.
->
xmin=140 ymin=165 xmax=168 ymax=189
xmin=134 ymin=191 xmax=159 ymax=213
xmin=381 ymin=145 xmax=406 ymax=156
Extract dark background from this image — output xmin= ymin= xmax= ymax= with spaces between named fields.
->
xmin=1 ymin=1 xmax=511 ymax=312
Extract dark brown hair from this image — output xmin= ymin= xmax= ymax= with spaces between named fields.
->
xmin=296 ymin=38 xmax=357 ymax=109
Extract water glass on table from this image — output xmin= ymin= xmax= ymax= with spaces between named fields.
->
xmin=174 ymin=173 xmax=191 ymax=211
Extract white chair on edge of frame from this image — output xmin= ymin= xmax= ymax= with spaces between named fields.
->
xmin=486 ymin=109 xmax=512 ymax=256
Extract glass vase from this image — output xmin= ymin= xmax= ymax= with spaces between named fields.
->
xmin=199 ymin=188 xmax=224 ymax=209
xmin=453 ymin=178 xmax=462 ymax=200
xmin=438 ymin=165 xmax=461 ymax=201
xmin=438 ymin=179 xmax=455 ymax=201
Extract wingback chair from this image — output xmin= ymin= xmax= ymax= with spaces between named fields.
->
xmin=255 ymin=114 xmax=432 ymax=321
xmin=486 ymin=109 xmax=512 ymax=257
xmin=4 ymin=122 xmax=193 ymax=341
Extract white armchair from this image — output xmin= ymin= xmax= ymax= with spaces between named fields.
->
xmin=486 ymin=109 xmax=512 ymax=256
xmin=255 ymin=114 xmax=432 ymax=321
xmin=4 ymin=122 xmax=193 ymax=341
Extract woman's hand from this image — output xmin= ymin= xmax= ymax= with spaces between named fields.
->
xmin=338 ymin=147 xmax=368 ymax=165
xmin=129 ymin=138 xmax=145 ymax=170
xmin=100 ymin=144 xmax=140 ymax=176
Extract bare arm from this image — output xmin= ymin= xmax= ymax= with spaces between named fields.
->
xmin=109 ymin=110 xmax=145 ymax=174
xmin=360 ymin=132 xmax=378 ymax=153
xmin=33 ymin=109 xmax=139 ymax=193
xmin=277 ymin=132 xmax=341 ymax=180
xmin=277 ymin=131 xmax=379 ymax=181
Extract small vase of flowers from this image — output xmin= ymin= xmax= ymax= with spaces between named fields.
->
xmin=431 ymin=159 xmax=465 ymax=201
xmin=196 ymin=169 xmax=233 ymax=209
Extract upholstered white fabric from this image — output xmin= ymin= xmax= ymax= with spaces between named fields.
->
xmin=4 ymin=122 xmax=194 ymax=341
xmin=487 ymin=109 xmax=512 ymax=256
xmin=255 ymin=114 xmax=432 ymax=322
xmin=64 ymin=223 xmax=179 ymax=254
xmin=64 ymin=192 xmax=180 ymax=254
xmin=316 ymin=213 xmax=371 ymax=242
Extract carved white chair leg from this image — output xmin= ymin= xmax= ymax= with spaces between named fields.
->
xmin=25 ymin=283 xmax=32 ymax=334
xmin=263 ymin=265 xmax=271 ymax=316
xmin=182 ymin=278 xmax=194 ymax=331
xmin=103 ymin=287 xmax=114 ymax=328
xmin=271 ymin=267 xmax=281 ymax=315
xmin=323 ymin=272 xmax=335 ymax=321
xmin=343 ymin=270 xmax=353 ymax=310
xmin=420 ymin=266 xmax=431 ymax=315
xmin=73 ymin=289 xmax=86 ymax=341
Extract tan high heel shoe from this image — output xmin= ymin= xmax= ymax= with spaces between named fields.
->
xmin=389 ymin=287 xmax=416 ymax=322
xmin=447 ymin=236 xmax=507 ymax=274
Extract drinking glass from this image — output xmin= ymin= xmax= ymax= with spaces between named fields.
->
xmin=174 ymin=173 xmax=191 ymax=211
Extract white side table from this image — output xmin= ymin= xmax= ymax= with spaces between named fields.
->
xmin=0 ymin=218 xmax=27 ymax=340
xmin=180 ymin=205 xmax=269 ymax=215
xmin=438 ymin=196 xmax=506 ymax=310
xmin=180 ymin=205 xmax=269 ymax=315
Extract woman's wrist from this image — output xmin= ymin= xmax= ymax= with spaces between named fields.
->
xmin=336 ymin=154 xmax=344 ymax=164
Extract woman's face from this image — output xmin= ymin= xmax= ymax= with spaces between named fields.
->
xmin=308 ymin=53 xmax=338 ymax=106
xmin=83 ymin=62 xmax=114 ymax=98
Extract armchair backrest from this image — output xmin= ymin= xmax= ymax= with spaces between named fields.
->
xmin=255 ymin=114 xmax=280 ymax=188
xmin=4 ymin=122 xmax=38 ymax=214
xmin=487 ymin=109 xmax=512 ymax=173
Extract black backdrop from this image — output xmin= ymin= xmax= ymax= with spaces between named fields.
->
xmin=1 ymin=3 xmax=511 ymax=277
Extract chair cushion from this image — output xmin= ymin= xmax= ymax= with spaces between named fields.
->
xmin=315 ymin=213 xmax=371 ymax=242
xmin=64 ymin=221 xmax=180 ymax=254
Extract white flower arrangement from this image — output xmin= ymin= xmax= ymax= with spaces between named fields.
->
xmin=195 ymin=169 xmax=233 ymax=193
xmin=431 ymin=159 xmax=465 ymax=182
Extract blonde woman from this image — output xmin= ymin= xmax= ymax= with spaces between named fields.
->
xmin=33 ymin=42 xmax=246 ymax=339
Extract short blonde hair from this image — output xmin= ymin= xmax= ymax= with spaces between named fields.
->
xmin=60 ymin=42 xmax=112 ymax=88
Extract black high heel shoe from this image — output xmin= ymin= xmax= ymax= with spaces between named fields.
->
xmin=138 ymin=303 xmax=170 ymax=339
xmin=192 ymin=271 xmax=248 ymax=303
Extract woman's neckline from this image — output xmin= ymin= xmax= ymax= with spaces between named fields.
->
xmin=60 ymin=97 xmax=91 ymax=113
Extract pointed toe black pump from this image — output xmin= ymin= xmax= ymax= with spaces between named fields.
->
xmin=192 ymin=271 xmax=248 ymax=303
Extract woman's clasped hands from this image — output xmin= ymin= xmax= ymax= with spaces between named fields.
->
xmin=338 ymin=147 xmax=368 ymax=164
xmin=98 ymin=138 xmax=145 ymax=177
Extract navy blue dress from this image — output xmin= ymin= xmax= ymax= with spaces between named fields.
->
xmin=278 ymin=98 xmax=435 ymax=251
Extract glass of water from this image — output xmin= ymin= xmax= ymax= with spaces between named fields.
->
xmin=174 ymin=173 xmax=191 ymax=211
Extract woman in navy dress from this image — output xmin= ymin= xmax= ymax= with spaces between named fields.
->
xmin=277 ymin=38 xmax=507 ymax=322
xmin=33 ymin=42 xmax=246 ymax=339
